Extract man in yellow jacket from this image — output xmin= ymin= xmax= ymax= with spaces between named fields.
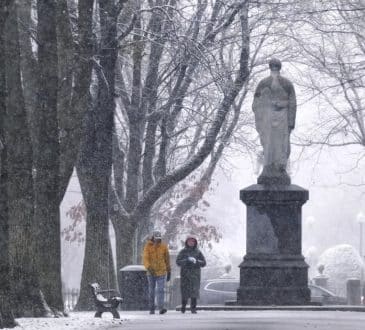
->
xmin=143 ymin=230 xmax=171 ymax=314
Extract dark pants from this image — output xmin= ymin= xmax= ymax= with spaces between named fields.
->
xmin=181 ymin=297 xmax=197 ymax=312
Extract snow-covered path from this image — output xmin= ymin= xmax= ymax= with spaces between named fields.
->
xmin=10 ymin=312 xmax=125 ymax=330
xmin=9 ymin=310 xmax=365 ymax=330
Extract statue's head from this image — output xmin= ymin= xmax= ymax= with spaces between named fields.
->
xmin=317 ymin=264 xmax=325 ymax=275
xmin=269 ymin=58 xmax=282 ymax=71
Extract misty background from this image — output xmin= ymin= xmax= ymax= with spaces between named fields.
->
xmin=61 ymin=79 xmax=365 ymax=289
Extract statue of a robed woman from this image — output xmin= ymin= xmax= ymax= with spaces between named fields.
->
xmin=252 ymin=58 xmax=296 ymax=185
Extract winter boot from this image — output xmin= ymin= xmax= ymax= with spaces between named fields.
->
xmin=191 ymin=298 xmax=197 ymax=314
xmin=181 ymin=299 xmax=188 ymax=313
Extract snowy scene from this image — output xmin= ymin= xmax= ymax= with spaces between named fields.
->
xmin=1 ymin=0 xmax=365 ymax=329
xmin=7 ymin=311 xmax=365 ymax=330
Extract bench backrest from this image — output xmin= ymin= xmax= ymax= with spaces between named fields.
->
xmin=89 ymin=283 xmax=107 ymax=303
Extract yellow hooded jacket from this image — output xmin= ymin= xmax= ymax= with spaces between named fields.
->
xmin=143 ymin=240 xmax=171 ymax=276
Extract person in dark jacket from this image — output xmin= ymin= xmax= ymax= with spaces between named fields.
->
xmin=176 ymin=237 xmax=206 ymax=313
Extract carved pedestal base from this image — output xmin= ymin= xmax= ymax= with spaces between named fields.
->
xmin=257 ymin=164 xmax=291 ymax=185
xmin=237 ymin=254 xmax=310 ymax=305
xmin=237 ymin=184 xmax=310 ymax=305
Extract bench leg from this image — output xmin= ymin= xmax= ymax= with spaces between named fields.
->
xmin=111 ymin=309 xmax=120 ymax=319
xmin=94 ymin=311 xmax=102 ymax=318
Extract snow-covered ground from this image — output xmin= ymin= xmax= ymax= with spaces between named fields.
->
xmin=9 ymin=312 xmax=125 ymax=330
xmin=7 ymin=310 xmax=365 ymax=330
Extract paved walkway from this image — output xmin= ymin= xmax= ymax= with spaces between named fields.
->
xmin=11 ymin=310 xmax=365 ymax=330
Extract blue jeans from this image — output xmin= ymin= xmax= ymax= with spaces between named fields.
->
xmin=147 ymin=275 xmax=166 ymax=310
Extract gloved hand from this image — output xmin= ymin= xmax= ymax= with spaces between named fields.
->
xmin=166 ymin=272 xmax=171 ymax=282
xmin=147 ymin=267 xmax=155 ymax=276
xmin=188 ymin=257 xmax=196 ymax=264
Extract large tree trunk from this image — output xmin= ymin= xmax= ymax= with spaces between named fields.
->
xmin=17 ymin=0 xmax=39 ymax=148
xmin=113 ymin=214 xmax=151 ymax=288
xmin=109 ymin=196 xmax=131 ymax=290
xmin=18 ymin=0 xmax=95 ymax=201
xmin=75 ymin=0 xmax=118 ymax=310
xmin=113 ymin=213 xmax=147 ymax=288
xmin=33 ymin=0 xmax=64 ymax=313
xmin=58 ymin=0 xmax=94 ymax=199
xmin=75 ymin=162 xmax=116 ymax=310
xmin=4 ymin=4 xmax=50 ymax=318
xmin=135 ymin=210 xmax=153 ymax=264
xmin=114 ymin=223 xmax=134 ymax=282
xmin=111 ymin=134 xmax=149 ymax=270
xmin=110 ymin=137 xmax=134 ymax=286
xmin=124 ymin=29 xmax=143 ymax=213
xmin=17 ymin=0 xmax=94 ymax=315
xmin=0 ymin=1 xmax=16 ymax=327
xmin=0 ymin=122 xmax=16 ymax=330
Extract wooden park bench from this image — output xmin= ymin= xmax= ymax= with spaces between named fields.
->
xmin=89 ymin=283 xmax=123 ymax=318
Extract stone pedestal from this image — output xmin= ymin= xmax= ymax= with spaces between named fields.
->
xmin=237 ymin=184 xmax=311 ymax=305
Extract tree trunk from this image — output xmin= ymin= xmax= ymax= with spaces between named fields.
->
xmin=75 ymin=104 xmax=117 ymax=310
xmin=4 ymin=4 xmax=50 ymax=318
xmin=135 ymin=210 xmax=153 ymax=264
xmin=58 ymin=0 xmax=94 ymax=199
xmin=75 ymin=0 xmax=118 ymax=310
xmin=75 ymin=164 xmax=116 ymax=310
xmin=0 ymin=125 xmax=16 ymax=330
xmin=112 ymin=207 xmax=150 ymax=275
xmin=114 ymin=221 xmax=135 ymax=290
xmin=33 ymin=0 xmax=64 ymax=313
xmin=17 ymin=0 xmax=39 ymax=149
xmin=112 ymin=133 xmax=125 ymax=201
xmin=125 ymin=8 xmax=143 ymax=213
xmin=110 ymin=137 xmax=132 ymax=287
xmin=0 ymin=1 xmax=16 ymax=327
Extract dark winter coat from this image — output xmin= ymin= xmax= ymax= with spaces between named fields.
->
xmin=176 ymin=238 xmax=206 ymax=299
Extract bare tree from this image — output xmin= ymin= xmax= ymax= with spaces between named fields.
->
xmin=75 ymin=0 xmax=129 ymax=311
xmin=9 ymin=0 xmax=95 ymax=314
xmin=109 ymin=0 xmax=296 ymax=259
xmin=163 ymin=98 xmax=245 ymax=244
xmin=107 ymin=0 xmax=251 ymax=272
xmin=282 ymin=1 xmax=365 ymax=151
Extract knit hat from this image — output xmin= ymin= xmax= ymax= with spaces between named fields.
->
xmin=152 ymin=230 xmax=162 ymax=239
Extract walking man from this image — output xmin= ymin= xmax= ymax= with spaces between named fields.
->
xmin=143 ymin=230 xmax=171 ymax=314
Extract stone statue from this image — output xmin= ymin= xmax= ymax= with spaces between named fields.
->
xmin=252 ymin=58 xmax=296 ymax=185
